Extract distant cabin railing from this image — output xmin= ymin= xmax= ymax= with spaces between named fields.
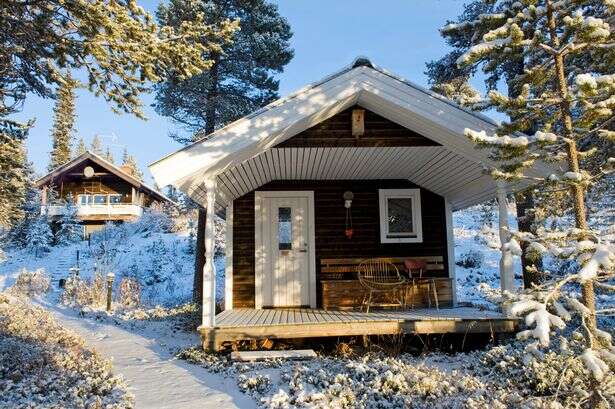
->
xmin=42 ymin=203 xmax=143 ymax=218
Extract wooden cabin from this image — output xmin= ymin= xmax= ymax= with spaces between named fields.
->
xmin=36 ymin=151 xmax=171 ymax=237
xmin=150 ymin=58 xmax=551 ymax=350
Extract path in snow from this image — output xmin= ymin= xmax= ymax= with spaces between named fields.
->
xmin=42 ymin=301 xmax=255 ymax=409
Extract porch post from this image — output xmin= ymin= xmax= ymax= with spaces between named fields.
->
xmin=444 ymin=200 xmax=457 ymax=306
xmin=224 ymin=202 xmax=233 ymax=311
xmin=497 ymin=181 xmax=515 ymax=294
xmin=202 ymin=179 xmax=217 ymax=333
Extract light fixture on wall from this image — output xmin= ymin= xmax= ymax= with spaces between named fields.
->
xmin=343 ymin=191 xmax=354 ymax=239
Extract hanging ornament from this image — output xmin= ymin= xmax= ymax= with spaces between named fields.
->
xmin=343 ymin=191 xmax=354 ymax=239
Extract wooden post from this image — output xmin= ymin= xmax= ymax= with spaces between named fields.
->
xmin=497 ymin=182 xmax=514 ymax=294
xmin=106 ymin=272 xmax=114 ymax=312
xmin=444 ymin=200 xmax=457 ymax=306
xmin=224 ymin=202 xmax=233 ymax=311
xmin=202 ymin=179 xmax=217 ymax=349
xmin=351 ymin=108 xmax=365 ymax=138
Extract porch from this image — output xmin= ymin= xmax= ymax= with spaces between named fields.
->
xmin=200 ymin=307 xmax=518 ymax=351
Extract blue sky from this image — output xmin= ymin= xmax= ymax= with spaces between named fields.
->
xmin=19 ymin=0 xmax=469 ymax=183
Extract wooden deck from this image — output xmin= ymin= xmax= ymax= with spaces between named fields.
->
xmin=199 ymin=307 xmax=518 ymax=350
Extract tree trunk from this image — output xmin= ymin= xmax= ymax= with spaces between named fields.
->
xmin=193 ymin=208 xmax=207 ymax=304
xmin=515 ymin=190 xmax=542 ymax=287
xmin=546 ymin=1 xmax=596 ymax=341
xmin=193 ymin=54 xmax=220 ymax=304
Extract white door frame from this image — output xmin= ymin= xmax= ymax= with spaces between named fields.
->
xmin=254 ymin=191 xmax=316 ymax=309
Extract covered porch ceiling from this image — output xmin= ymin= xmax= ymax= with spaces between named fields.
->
xmin=149 ymin=58 xmax=551 ymax=212
xmin=189 ymin=145 xmax=521 ymax=212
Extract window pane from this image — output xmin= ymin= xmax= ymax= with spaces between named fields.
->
xmin=387 ymin=197 xmax=414 ymax=234
xmin=93 ymin=195 xmax=107 ymax=204
xmin=80 ymin=195 xmax=88 ymax=205
xmin=109 ymin=195 xmax=122 ymax=204
xmin=278 ymin=207 xmax=292 ymax=250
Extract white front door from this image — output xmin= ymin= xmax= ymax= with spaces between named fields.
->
xmin=255 ymin=191 xmax=316 ymax=308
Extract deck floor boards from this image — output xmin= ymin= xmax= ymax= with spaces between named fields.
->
xmin=216 ymin=307 xmax=509 ymax=328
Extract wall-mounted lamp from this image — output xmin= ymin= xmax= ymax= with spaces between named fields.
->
xmin=343 ymin=191 xmax=354 ymax=239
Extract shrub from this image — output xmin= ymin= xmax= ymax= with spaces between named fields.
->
xmin=456 ymin=250 xmax=485 ymax=269
xmin=0 ymin=297 xmax=133 ymax=408
xmin=61 ymin=273 xmax=107 ymax=308
xmin=118 ymin=277 xmax=141 ymax=308
xmin=8 ymin=269 xmax=50 ymax=297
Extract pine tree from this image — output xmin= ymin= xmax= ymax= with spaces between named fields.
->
xmin=155 ymin=0 xmax=293 ymax=303
xmin=427 ymin=0 xmax=544 ymax=286
xmin=457 ymin=0 xmax=615 ymax=391
xmin=56 ymin=193 xmax=82 ymax=244
xmin=74 ymin=137 xmax=87 ymax=157
xmin=90 ymin=135 xmax=103 ymax=155
xmin=103 ymin=146 xmax=114 ymax=163
xmin=0 ymin=133 xmax=31 ymax=230
xmin=121 ymin=151 xmax=143 ymax=181
xmin=48 ymin=72 xmax=77 ymax=171
xmin=155 ymin=0 xmax=294 ymax=141
xmin=11 ymin=188 xmax=53 ymax=256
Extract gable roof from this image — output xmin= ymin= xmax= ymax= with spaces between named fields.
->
xmin=36 ymin=151 xmax=172 ymax=203
xmin=149 ymin=57 xmax=551 ymax=210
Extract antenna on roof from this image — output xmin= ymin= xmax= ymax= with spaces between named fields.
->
xmin=351 ymin=56 xmax=373 ymax=69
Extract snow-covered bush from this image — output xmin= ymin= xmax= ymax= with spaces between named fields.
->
xmin=61 ymin=273 xmax=107 ymax=308
xmin=7 ymin=269 xmax=50 ymax=297
xmin=456 ymin=250 xmax=485 ymax=269
xmin=0 ymin=296 xmax=133 ymax=408
xmin=118 ymin=277 xmax=141 ymax=308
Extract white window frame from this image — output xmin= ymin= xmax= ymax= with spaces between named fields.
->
xmin=378 ymin=188 xmax=423 ymax=243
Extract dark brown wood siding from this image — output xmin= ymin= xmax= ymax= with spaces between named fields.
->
xmin=275 ymin=106 xmax=440 ymax=148
xmin=232 ymin=179 xmax=449 ymax=308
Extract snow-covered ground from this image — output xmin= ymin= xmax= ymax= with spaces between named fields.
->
xmin=1 ymin=201 xmax=613 ymax=408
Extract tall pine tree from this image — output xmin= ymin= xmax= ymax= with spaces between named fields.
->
xmin=0 ymin=133 xmax=31 ymax=230
xmin=427 ymin=1 xmax=545 ymax=287
xmin=154 ymin=0 xmax=294 ymax=141
xmin=457 ymin=0 xmax=614 ymax=395
xmin=155 ymin=0 xmax=293 ymax=303
xmin=90 ymin=135 xmax=103 ymax=155
xmin=103 ymin=146 xmax=114 ymax=163
xmin=74 ymin=137 xmax=87 ymax=157
xmin=48 ymin=72 xmax=77 ymax=171
xmin=121 ymin=147 xmax=143 ymax=180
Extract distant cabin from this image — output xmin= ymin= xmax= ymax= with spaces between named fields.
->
xmin=35 ymin=151 xmax=171 ymax=237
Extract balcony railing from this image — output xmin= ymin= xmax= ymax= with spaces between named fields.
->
xmin=42 ymin=203 xmax=143 ymax=218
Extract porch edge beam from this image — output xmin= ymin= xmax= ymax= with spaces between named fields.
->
xmin=202 ymin=179 xmax=217 ymax=330
xmin=497 ymin=182 xmax=514 ymax=294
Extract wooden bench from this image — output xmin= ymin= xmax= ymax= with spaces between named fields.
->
xmin=319 ymin=256 xmax=451 ymax=310
xmin=320 ymin=256 xmax=445 ymax=280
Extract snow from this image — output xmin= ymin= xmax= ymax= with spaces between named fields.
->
xmin=39 ymin=299 xmax=255 ymax=409
xmin=464 ymin=128 xmax=529 ymax=147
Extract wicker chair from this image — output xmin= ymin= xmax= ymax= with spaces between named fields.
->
xmin=404 ymin=259 xmax=439 ymax=309
xmin=357 ymin=259 xmax=406 ymax=313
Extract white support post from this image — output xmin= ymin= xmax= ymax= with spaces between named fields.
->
xmin=224 ymin=202 xmax=233 ymax=311
xmin=497 ymin=182 xmax=514 ymax=294
xmin=444 ymin=200 xmax=457 ymax=306
xmin=202 ymin=179 xmax=217 ymax=330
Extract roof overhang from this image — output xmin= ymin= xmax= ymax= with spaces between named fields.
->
xmin=149 ymin=60 xmax=551 ymax=211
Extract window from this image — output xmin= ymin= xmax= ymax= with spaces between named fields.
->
xmin=79 ymin=195 xmax=90 ymax=205
xmin=109 ymin=194 xmax=123 ymax=204
xmin=93 ymin=195 xmax=107 ymax=204
xmin=278 ymin=207 xmax=292 ymax=250
xmin=378 ymin=189 xmax=423 ymax=243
